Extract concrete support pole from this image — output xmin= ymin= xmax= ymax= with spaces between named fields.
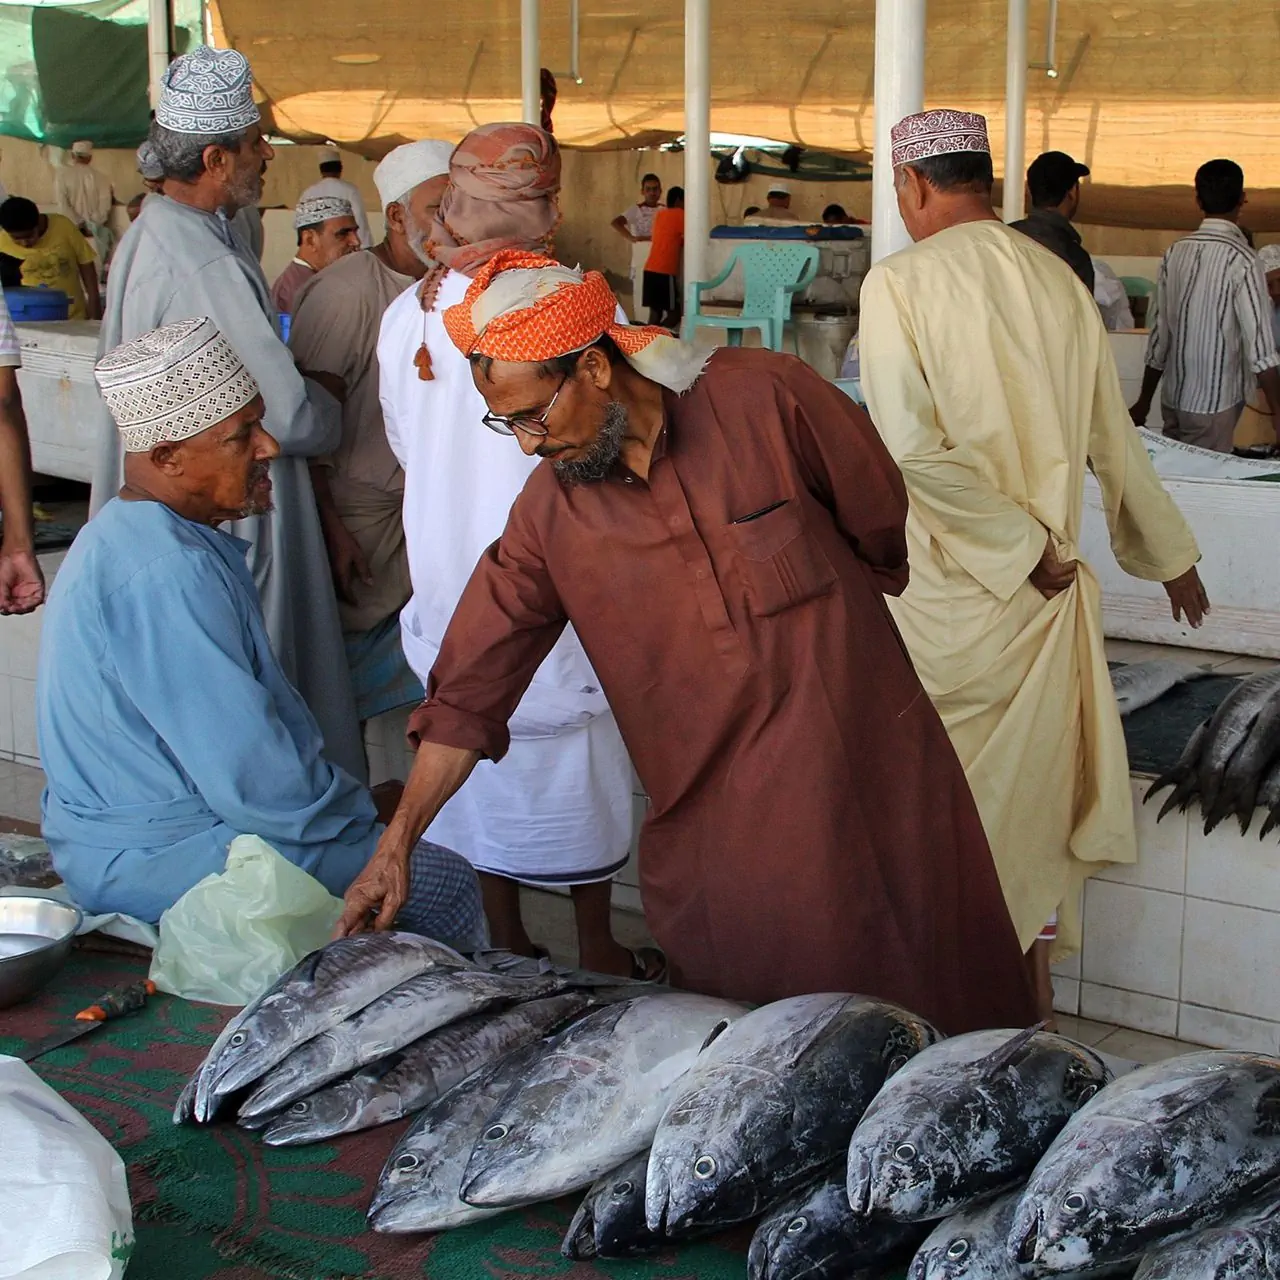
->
xmin=521 ymin=0 xmax=541 ymax=125
xmin=1003 ymin=0 xmax=1029 ymax=222
xmin=682 ymin=0 xmax=711 ymax=337
xmin=147 ymin=0 xmax=171 ymax=109
xmin=871 ymin=0 xmax=926 ymax=265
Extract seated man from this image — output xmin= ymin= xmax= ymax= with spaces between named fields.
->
xmin=36 ymin=317 xmax=485 ymax=948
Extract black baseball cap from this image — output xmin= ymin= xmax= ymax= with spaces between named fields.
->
xmin=1027 ymin=151 xmax=1090 ymax=205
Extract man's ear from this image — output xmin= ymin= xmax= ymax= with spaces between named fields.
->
xmin=149 ymin=441 xmax=182 ymax=475
xmin=580 ymin=346 xmax=615 ymax=390
xmin=384 ymin=201 xmax=406 ymax=236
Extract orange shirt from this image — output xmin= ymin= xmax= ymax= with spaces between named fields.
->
xmin=645 ymin=207 xmax=685 ymax=276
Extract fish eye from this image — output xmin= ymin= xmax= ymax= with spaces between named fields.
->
xmin=894 ymin=1142 xmax=917 ymax=1162
xmin=612 ymin=1180 xmax=633 ymax=1198
xmin=693 ymin=1155 xmax=717 ymax=1180
xmin=393 ymin=1152 xmax=421 ymax=1172
xmin=887 ymin=1054 xmax=909 ymax=1073
xmin=1078 ymin=1084 xmax=1099 ymax=1104
xmin=1063 ymin=1192 xmax=1088 ymax=1214
xmin=289 ymin=1101 xmax=309 ymax=1114
xmin=229 ymin=1031 xmax=247 ymax=1046
xmin=786 ymin=1215 xmax=808 ymax=1234
xmin=483 ymin=1123 xmax=509 ymax=1143
xmin=946 ymin=1239 xmax=970 ymax=1261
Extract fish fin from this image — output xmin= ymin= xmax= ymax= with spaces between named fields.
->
xmin=1261 ymin=806 xmax=1280 ymax=840
xmin=1160 ymin=1073 xmax=1234 ymax=1122
xmin=978 ymin=1023 xmax=1049 ymax=1079
xmin=699 ymin=1019 xmax=732 ymax=1053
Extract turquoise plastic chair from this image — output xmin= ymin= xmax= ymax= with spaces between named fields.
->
xmin=1119 ymin=275 xmax=1158 ymax=327
xmin=688 ymin=243 xmax=821 ymax=351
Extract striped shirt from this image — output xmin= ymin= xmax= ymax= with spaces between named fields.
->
xmin=0 ymin=290 xmax=20 ymax=369
xmin=1145 ymin=218 xmax=1280 ymax=414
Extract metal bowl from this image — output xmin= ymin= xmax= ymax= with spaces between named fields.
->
xmin=0 ymin=896 xmax=83 ymax=1009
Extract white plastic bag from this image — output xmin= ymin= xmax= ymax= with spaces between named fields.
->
xmin=149 ymin=835 xmax=344 ymax=1006
xmin=0 ymin=1056 xmax=134 ymax=1280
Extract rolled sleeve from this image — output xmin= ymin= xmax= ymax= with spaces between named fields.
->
xmin=1237 ymin=257 xmax=1280 ymax=376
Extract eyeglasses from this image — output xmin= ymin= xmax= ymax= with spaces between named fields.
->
xmin=481 ymin=374 xmax=569 ymax=437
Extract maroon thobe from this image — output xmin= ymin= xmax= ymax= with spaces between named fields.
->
xmin=410 ymin=349 xmax=1036 ymax=1034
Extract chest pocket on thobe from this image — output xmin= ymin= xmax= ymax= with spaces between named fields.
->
xmin=728 ymin=499 xmax=837 ymax=617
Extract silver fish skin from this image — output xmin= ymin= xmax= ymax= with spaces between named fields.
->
xmin=562 ymin=1151 xmax=658 ymax=1260
xmin=367 ymin=1040 xmax=549 ymax=1233
xmin=238 ymin=966 xmax=565 ymax=1120
xmin=646 ymin=992 xmax=940 ymax=1238
xmin=1110 ymin=661 xmax=1208 ymax=717
xmin=847 ymin=1027 xmax=1110 ymax=1222
xmin=1134 ymin=1193 xmax=1280 ymax=1279
xmin=1197 ymin=670 xmax=1280 ymax=818
xmin=1145 ymin=718 xmax=1210 ymax=822
xmin=459 ymin=991 xmax=747 ymax=1209
xmin=748 ymin=1167 xmax=929 ymax=1280
xmin=200 ymin=932 xmax=468 ymax=1106
xmin=185 ymin=990 xmax=274 ymax=1123
xmin=1010 ymin=1051 xmax=1280 ymax=1273
xmin=1256 ymin=758 xmax=1280 ymax=840
xmin=1204 ymin=684 xmax=1280 ymax=834
xmin=261 ymin=991 xmax=591 ymax=1145
xmin=908 ymin=1192 xmax=1134 ymax=1280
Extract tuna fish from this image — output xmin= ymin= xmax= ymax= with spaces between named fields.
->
xmin=1010 ymin=1051 xmax=1280 ymax=1273
xmin=562 ymin=1152 xmax=661 ymax=1260
xmin=1145 ymin=719 xmax=1210 ymax=821
xmin=748 ymin=1167 xmax=929 ymax=1280
xmin=645 ymin=993 xmax=940 ymax=1238
xmin=458 ymin=992 xmax=746 ymax=1209
xmin=260 ymin=991 xmax=590 ymax=1145
xmin=197 ymin=932 xmax=468 ymax=1113
xmin=1110 ymin=661 xmax=1209 ymax=717
xmin=1203 ymin=685 xmax=1280 ymax=834
xmin=908 ymin=1192 xmax=1133 ymax=1280
xmin=368 ymin=1040 xmax=548 ymax=1234
xmin=1134 ymin=1195 xmax=1280 ymax=1279
xmin=1255 ymin=757 xmax=1280 ymax=840
xmin=1196 ymin=670 xmax=1280 ymax=819
xmin=846 ymin=1026 xmax=1110 ymax=1222
xmin=237 ymin=966 xmax=565 ymax=1120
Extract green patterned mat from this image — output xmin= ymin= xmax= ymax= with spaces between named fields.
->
xmin=3 ymin=950 xmax=900 ymax=1280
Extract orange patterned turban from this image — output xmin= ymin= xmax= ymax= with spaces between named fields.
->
xmin=442 ymin=250 xmax=707 ymax=392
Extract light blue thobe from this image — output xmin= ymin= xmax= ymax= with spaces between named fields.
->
xmin=37 ymin=498 xmax=379 ymax=923
xmin=91 ymin=194 xmax=365 ymax=781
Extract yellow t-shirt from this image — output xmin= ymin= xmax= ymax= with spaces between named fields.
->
xmin=0 ymin=213 xmax=95 ymax=319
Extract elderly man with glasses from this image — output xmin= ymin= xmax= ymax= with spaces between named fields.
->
xmin=374 ymin=124 xmax=653 ymax=981
xmin=349 ymin=249 xmax=1039 ymax=1036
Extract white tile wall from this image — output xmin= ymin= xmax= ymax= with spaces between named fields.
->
xmin=1181 ymin=898 xmax=1280 ymax=1023
xmin=1177 ymin=1003 xmax=1280 ymax=1055
xmin=10 ymin=676 xmax=38 ymax=764
xmin=1095 ymin=780 xmax=1188 ymax=894
xmin=1052 ymin=975 xmax=1080 ymax=1017
xmin=1186 ymin=817 xmax=1280 ymax=914
xmin=1080 ymin=982 xmax=1179 ymax=1038
xmin=1081 ymin=879 xmax=1185 ymax=1000
xmin=0 ymin=676 xmax=13 ymax=758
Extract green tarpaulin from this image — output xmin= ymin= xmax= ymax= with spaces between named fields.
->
xmin=0 ymin=0 xmax=200 ymax=150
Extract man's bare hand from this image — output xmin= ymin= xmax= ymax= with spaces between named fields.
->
xmin=333 ymin=836 xmax=411 ymax=938
xmin=323 ymin=519 xmax=373 ymax=606
xmin=0 ymin=548 xmax=45 ymax=615
xmin=1029 ymin=534 xmax=1077 ymax=600
xmin=1164 ymin=566 xmax=1210 ymax=629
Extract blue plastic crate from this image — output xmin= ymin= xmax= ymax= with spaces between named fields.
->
xmin=3 ymin=286 xmax=70 ymax=322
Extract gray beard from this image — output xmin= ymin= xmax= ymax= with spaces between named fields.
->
xmin=226 ymin=169 xmax=264 ymax=211
xmin=402 ymin=209 xmax=433 ymax=266
xmin=553 ymin=401 xmax=629 ymax=485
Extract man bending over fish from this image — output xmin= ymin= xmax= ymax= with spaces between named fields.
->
xmin=36 ymin=319 xmax=486 ymax=948
xmin=336 ymin=250 xmax=1038 ymax=1035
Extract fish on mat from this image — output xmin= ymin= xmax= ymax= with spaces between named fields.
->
xmin=458 ymin=992 xmax=747 ymax=1209
xmin=238 ymin=966 xmax=566 ymax=1120
xmin=562 ymin=1152 xmax=660 ymax=1260
xmin=194 ymin=933 xmax=468 ymax=1117
xmin=1010 ymin=1051 xmax=1280 ymax=1273
xmin=908 ymin=1191 xmax=1135 ymax=1279
xmin=846 ymin=1026 xmax=1109 ymax=1221
xmin=1134 ymin=1193 xmax=1280 ymax=1279
xmin=645 ymin=992 xmax=940 ymax=1238
xmin=1109 ymin=660 xmax=1212 ymax=717
xmin=748 ymin=1166 xmax=929 ymax=1280
xmin=368 ymin=1040 xmax=549 ymax=1234
xmin=261 ymin=991 xmax=591 ymax=1145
